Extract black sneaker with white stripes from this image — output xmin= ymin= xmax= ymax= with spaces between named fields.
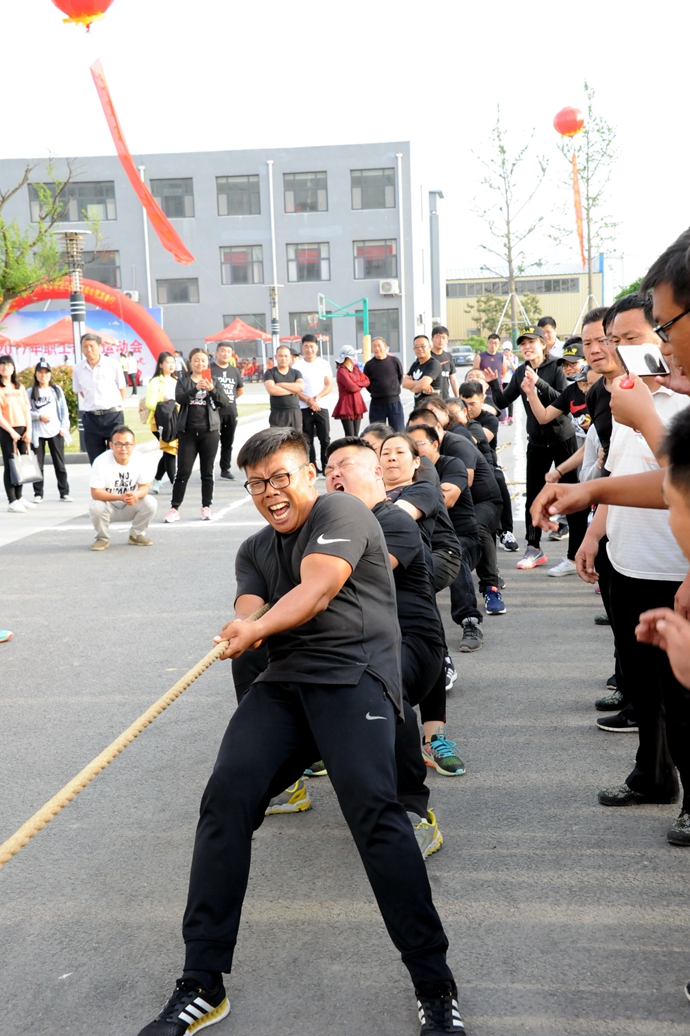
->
xmin=136 ymin=978 xmax=230 ymax=1035
xmin=416 ymin=982 xmax=466 ymax=1033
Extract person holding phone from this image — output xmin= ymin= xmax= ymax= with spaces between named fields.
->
xmin=165 ymin=348 xmax=229 ymax=524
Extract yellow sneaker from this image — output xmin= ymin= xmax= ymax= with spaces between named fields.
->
xmin=265 ymin=778 xmax=312 ymax=815
xmin=408 ymin=807 xmax=443 ymax=859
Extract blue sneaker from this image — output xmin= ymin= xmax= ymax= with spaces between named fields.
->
xmin=483 ymin=586 xmax=506 ymax=615
xmin=422 ymin=730 xmax=466 ymax=776
xmin=0 ymin=629 xmax=13 ymax=643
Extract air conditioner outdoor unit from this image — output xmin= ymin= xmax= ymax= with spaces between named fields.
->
xmin=379 ymin=278 xmax=400 ymax=296
xmin=123 ymin=290 xmax=139 ymax=302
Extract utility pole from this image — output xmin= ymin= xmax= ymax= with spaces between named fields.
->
xmin=138 ymin=165 xmax=153 ymax=308
xmin=267 ymin=159 xmax=280 ymax=358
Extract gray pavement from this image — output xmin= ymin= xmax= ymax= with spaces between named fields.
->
xmin=1 ymin=401 xmax=690 ymax=1036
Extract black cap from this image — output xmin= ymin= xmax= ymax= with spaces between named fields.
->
xmin=516 ymin=326 xmax=545 ymax=345
xmin=558 ymin=340 xmax=585 ymax=363
xmin=35 ymin=358 xmax=52 ymax=372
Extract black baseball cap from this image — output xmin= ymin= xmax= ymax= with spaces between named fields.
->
xmin=516 ymin=327 xmax=545 ymax=345
xmin=35 ymin=358 xmax=52 ymax=372
xmin=558 ymin=339 xmax=585 ymax=363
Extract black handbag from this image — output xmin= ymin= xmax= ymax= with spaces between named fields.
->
xmin=9 ymin=449 xmax=42 ymax=485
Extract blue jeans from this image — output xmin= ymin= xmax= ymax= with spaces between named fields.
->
xmin=368 ymin=399 xmax=405 ymax=431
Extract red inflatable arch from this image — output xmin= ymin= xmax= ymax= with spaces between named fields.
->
xmin=8 ymin=277 xmax=174 ymax=361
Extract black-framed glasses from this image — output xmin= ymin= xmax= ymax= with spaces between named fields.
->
xmin=244 ymin=463 xmax=308 ymax=496
xmin=653 ymin=306 xmax=690 ymax=343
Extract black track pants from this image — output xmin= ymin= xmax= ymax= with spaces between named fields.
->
xmin=183 ymin=673 xmax=453 ymax=986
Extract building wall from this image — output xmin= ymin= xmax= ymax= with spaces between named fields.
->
xmin=446 ymin=270 xmax=603 ymax=341
xmin=0 ymin=142 xmax=434 ymax=370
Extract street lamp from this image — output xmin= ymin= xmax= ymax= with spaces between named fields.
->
xmin=61 ymin=230 xmax=88 ymax=365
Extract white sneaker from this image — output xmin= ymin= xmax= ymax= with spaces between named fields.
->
xmin=201 ymin=506 xmax=212 ymax=521
xmin=548 ymin=557 xmax=577 ymax=577
xmin=21 ymin=498 xmax=37 ymax=509
xmin=164 ymin=507 xmax=180 ymax=523
xmin=149 ymin=479 xmax=161 ymax=495
xmin=8 ymin=500 xmax=27 ymax=513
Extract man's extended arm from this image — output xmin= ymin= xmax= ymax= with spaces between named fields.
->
xmin=531 ymin=469 xmax=666 ymax=531
xmin=216 ymin=553 xmax=352 ymax=659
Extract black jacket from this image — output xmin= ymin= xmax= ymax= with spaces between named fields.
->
xmin=491 ymin=357 xmax=574 ymax=445
xmin=175 ymin=374 xmax=229 ymax=434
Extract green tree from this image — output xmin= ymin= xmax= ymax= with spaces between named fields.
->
xmin=473 ymin=107 xmax=548 ymax=343
xmin=614 ymin=277 xmax=643 ymax=300
xmin=466 ymin=291 xmax=541 ymax=337
xmin=553 ymin=82 xmax=618 ymax=306
xmin=0 ymin=161 xmax=78 ymax=324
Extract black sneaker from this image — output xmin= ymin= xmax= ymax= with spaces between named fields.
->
xmin=416 ymin=982 xmax=465 ymax=1033
xmin=595 ymin=689 xmax=624 ymax=711
xmin=459 ymin=617 xmax=483 ymax=653
xmin=594 ymin=613 xmax=611 ymax=626
xmin=136 ymin=978 xmax=230 ymax=1035
xmin=596 ymin=712 xmax=638 ymax=732
xmin=445 ymin=657 xmax=458 ymax=691
xmin=220 ymin=471 xmax=235 ymax=481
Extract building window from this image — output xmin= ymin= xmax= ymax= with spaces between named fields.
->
xmin=356 ymin=308 xmax=400 ymax=352
xmin=446 ymin=276 xmax=580 ymax=298
xmin=353 ymin=239 xmax=397 ymax=280
xmin=287 ymin=243 xmax=330 ymax=282
xmin=284 ymin=172 xmax=327 ymax=213
xmin=217 ymin=175 xmax=260 ymax=216
xmin=29 ymin=181 xmax=117 ymax=222
xmin=82 ymin=250 xmax=121 ymax=289
xmin=150 ymin=178 xmax=194 ymax=218
xmin=351 ymin=168 xmax=395 ymax=210
xmin=220 ymin=245 xmax=263 ymax=285
xmin=222 ymin=313 xmax=267 ymax=331
xmin=156 ymin=278 xmax=199 ymax=304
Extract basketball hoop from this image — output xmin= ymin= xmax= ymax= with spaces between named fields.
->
xmin=307 ymin=313 xmax=318 ymax=330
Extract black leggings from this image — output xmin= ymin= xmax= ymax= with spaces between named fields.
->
xmin=171 ymin=428 xmax=220 ymax=509
xmin=183 ymin=674 xmax=453 ymax=987
xmin=153 ymin=431 xmax=176 ymax=483
xmin=340 ymin=418 xmax=362 ymax=437
xmin=0 ymin=426 xmax=27 ymax=502
xmin=525 ymin=437 xmax=588 ymax=553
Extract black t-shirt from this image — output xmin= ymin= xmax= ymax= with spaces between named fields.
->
xmin=466 ymin=417 xmax=495 ymax=462
xmin=407 ymin=356 xmax=443 ymax=395
xmin=431 ymin=349 xmax=457 ymax=400
xmin=372 ymin=500 xmax=444 ymax=649
xmin=264 ymin=366 xmax=301 ymax=410
xmin=185 ymin=385 xmax=210 ymax=430
xmin=552 ymin=381 xmax=590 ymax=435
xmin=435 ymin=454 xmax=479 ymax=537
xmin=585 ymin=376 xmax=614 ymax=459
xmin=211 ymin=362 xmax=243 ymax=415
xmin=415 ymin=461 xmax=464 ymax=557
xmin=363 ymin=354 xmax=403 ymax=403
xmin=385 ymin=480 xmax=440 ymax=554
xmin=440 ymin=430 xmax=501 ymax=506
xmin=235 ymin=493 xmax=402 ymax=713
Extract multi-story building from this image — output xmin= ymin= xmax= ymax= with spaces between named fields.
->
xmin=445 ymin=259 xmax=605 ymax=342
xmin=0 ymin=142 xmax=443 ymax=369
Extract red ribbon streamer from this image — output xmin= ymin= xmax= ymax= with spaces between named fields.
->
xmin=90 ymin=60 xmax=195 ymax=266
xmin=571 ymin=151 xmax=586 ymax=271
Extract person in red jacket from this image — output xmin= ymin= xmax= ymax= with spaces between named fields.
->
xmin=332 ymin=345 xmax=370 ymax=435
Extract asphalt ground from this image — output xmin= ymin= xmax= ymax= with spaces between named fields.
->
xmin=1 ymin=400 xmax=690 ymax=1036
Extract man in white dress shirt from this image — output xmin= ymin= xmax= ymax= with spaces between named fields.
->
xmin=72 ymin=333 xmax=126 ymax=462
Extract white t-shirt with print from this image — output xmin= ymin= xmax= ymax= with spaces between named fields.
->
xmin=605 ymin=386 xmax=690 ymax=580
xmin=292 ymin=357 xmax=333 ymax=409
xmin=33 ymin=389 xmax=61 ymax=438
xmin=90 ymin=449 xmax=149 ymax=508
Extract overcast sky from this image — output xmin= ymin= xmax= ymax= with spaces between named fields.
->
xmin=4 ymin=0 xmax=689 ymax=298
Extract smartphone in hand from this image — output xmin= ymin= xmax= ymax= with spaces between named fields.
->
xmin=616 ymin=343 xmax=670 ymax=377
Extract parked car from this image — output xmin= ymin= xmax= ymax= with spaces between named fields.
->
xmin=450 ymin=344 xmax=475 ymax=366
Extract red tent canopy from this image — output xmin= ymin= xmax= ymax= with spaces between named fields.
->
xmin=16 ymin=316 xmax=119 ymax=347
xmin=205 ymin=317 xmax=271 ymax=343
xmin=0 ymin=332 xmax=14 ymax=348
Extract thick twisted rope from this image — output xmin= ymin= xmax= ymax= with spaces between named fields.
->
xmin=0 ymin=604 xmax=270 ymax=871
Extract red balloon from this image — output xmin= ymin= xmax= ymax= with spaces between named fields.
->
xmin=51 ymin=0 xmax=114 ymax=29
xmin=553 ymin=107 xmax=585 ymax=138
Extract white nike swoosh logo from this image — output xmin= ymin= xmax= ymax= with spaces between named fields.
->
xmin=366 ymin=712 xmax=386 ymax=721
xmin=317 ymin=534 xmax=351 ymax=544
